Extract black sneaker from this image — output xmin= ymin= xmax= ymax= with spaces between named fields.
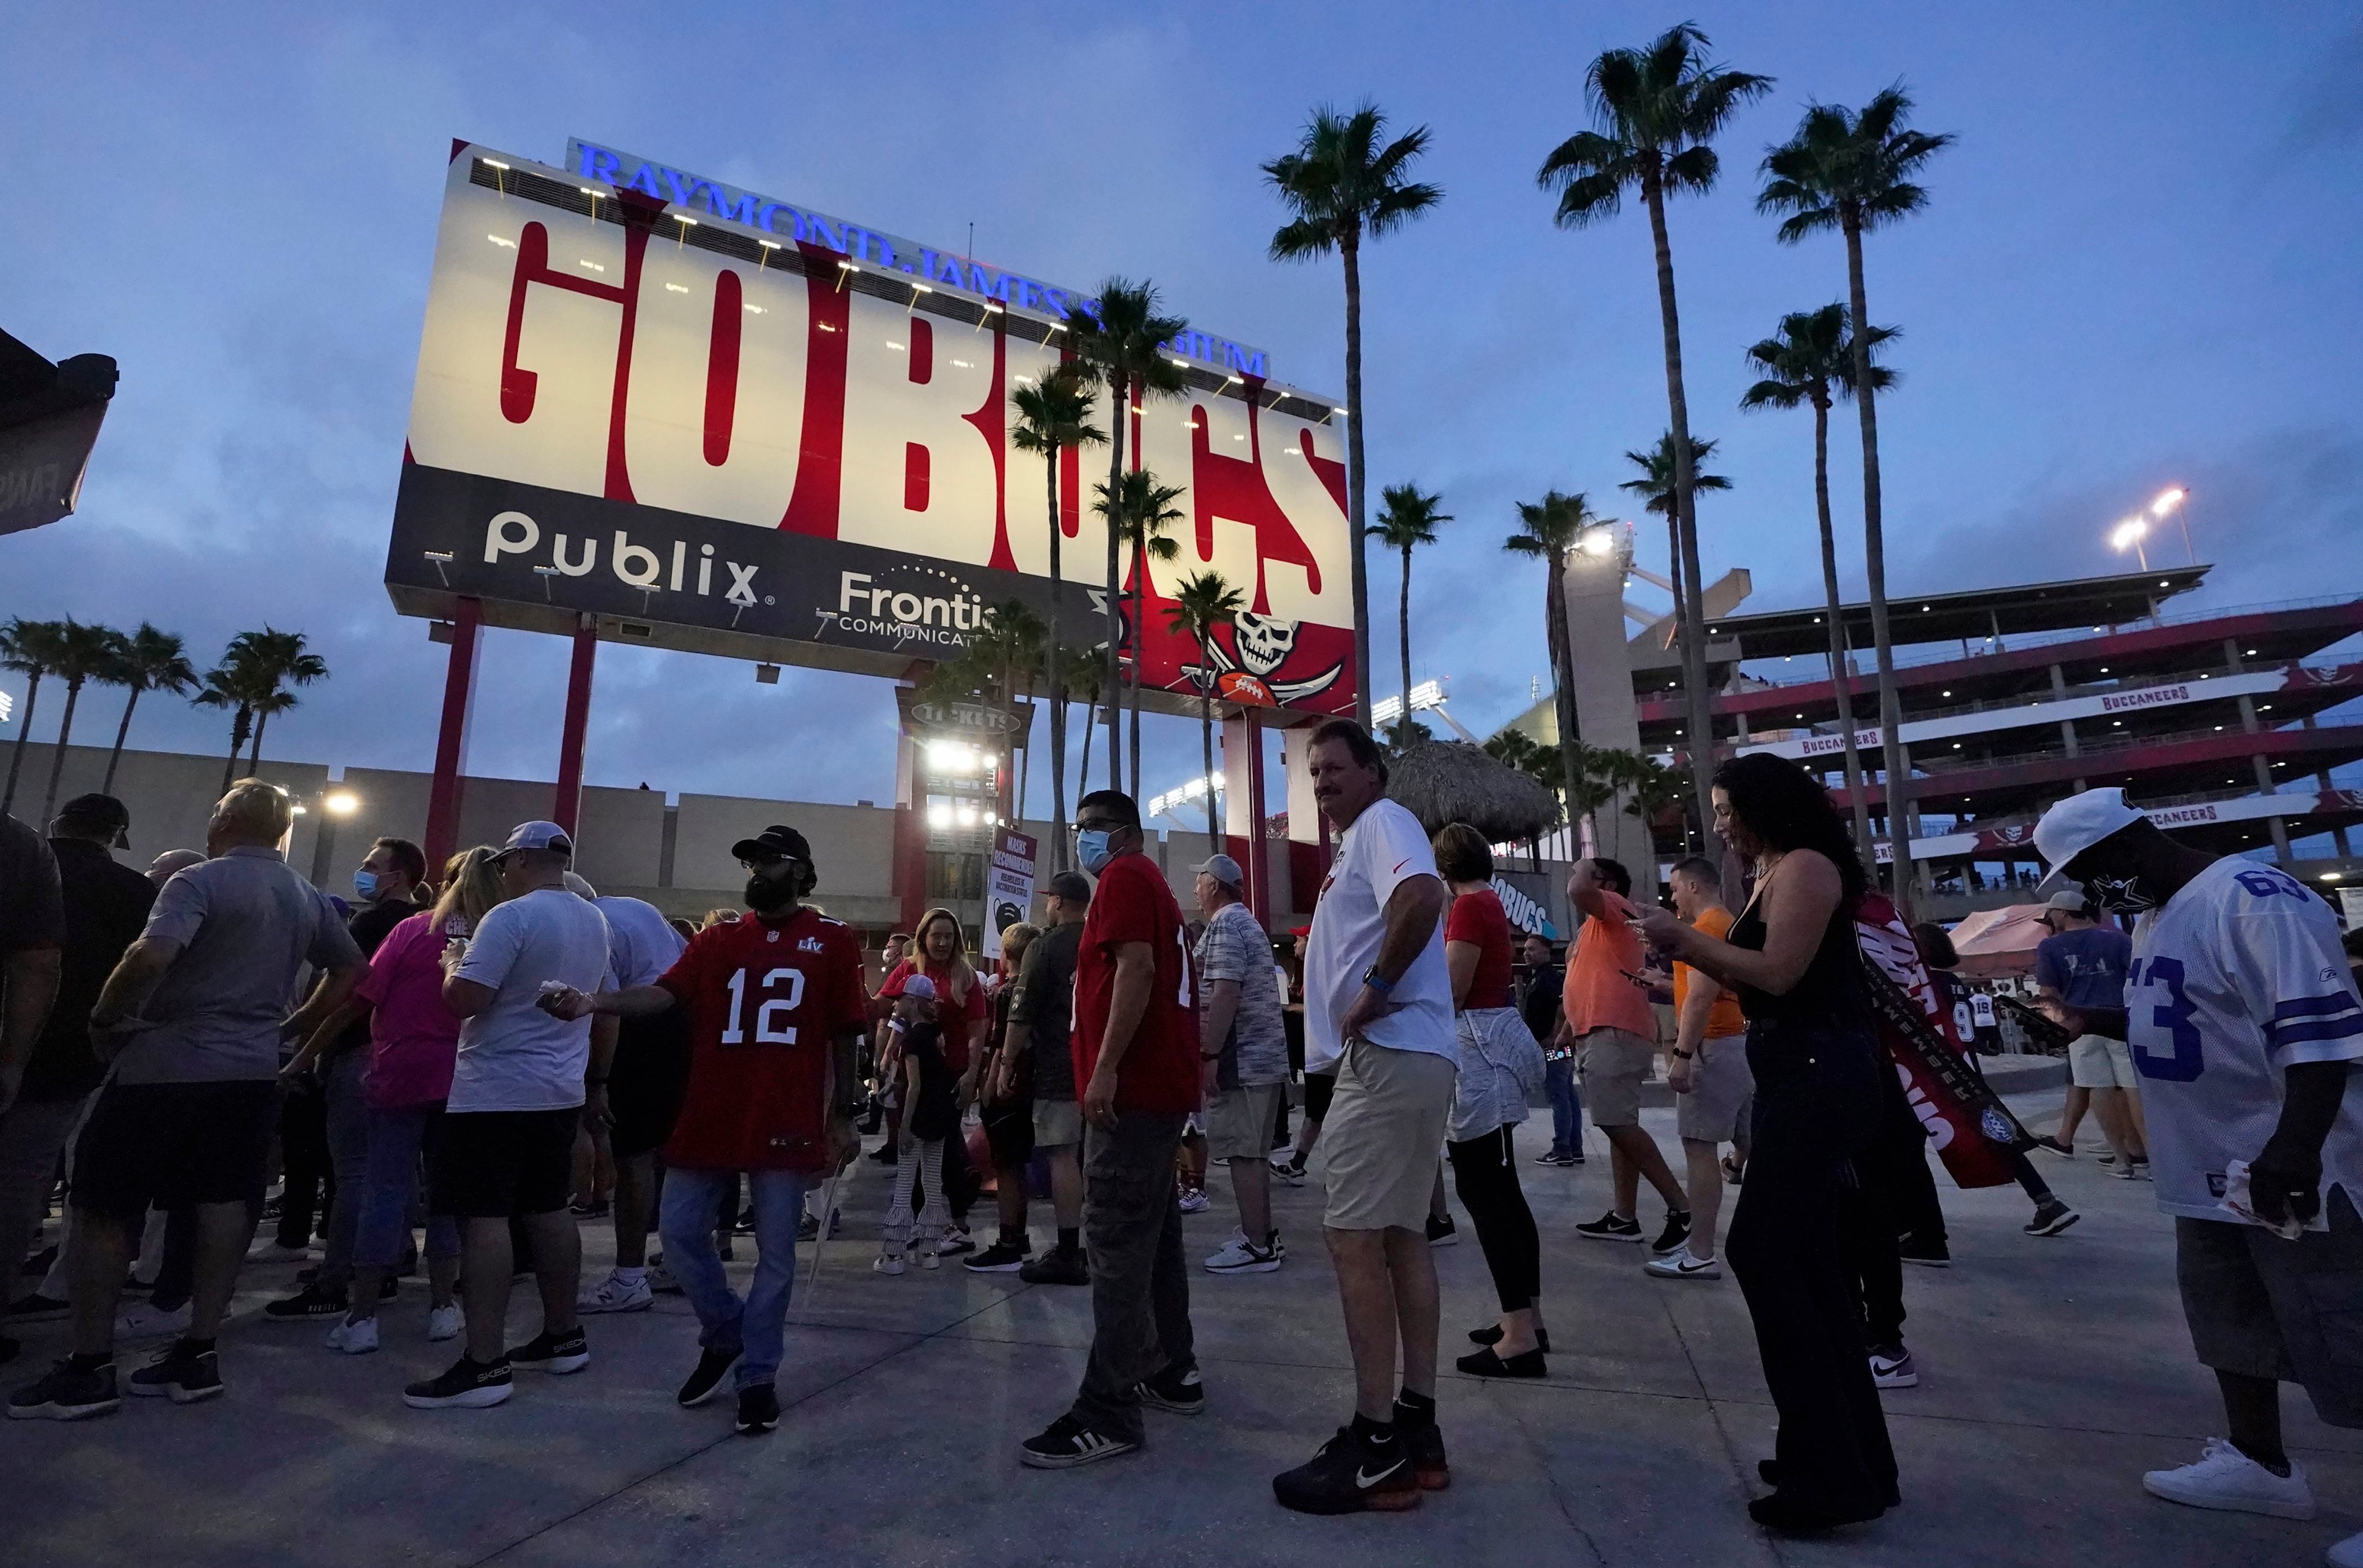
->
xmin=6 ymin=1292 xmax=69 ymax=1324
xmin=1425 ymin=1214 xmax=1458 ymax=1247
xmin=2024 ymin=1198 xmax=2080 ymax=1238
xmin=569 ymin=1198 xmax=610 ymax=1219
xmin=1018 ymin=1247 xmax=1089 ymax=1287
xmin=1393 ymin=1403 xmax=1450 ymax=1490
xmin=733 ymin=1206 xmax=758 ymax=1235
xmin=403 ymin=1355 xmax=513 ymax=1409
xmin=796 ymin=1210 xmax=844 ymax=1242
xmin=2033 ymin=1135 xmax=2074 ymax=1158
xmin=127 ymin=1342 xmax=223 ymax=1404
xmin=508 ymin=1327 xmax=590 ymax=1374
xmin=20 ymin=1242 xmax=57 ymax=1278
xmin=263 ymin=1283 xmax=351 ymax=1322
xmin=1019 ymin=1412 xmax=1138 ymax=1468
xmin=1273 ymin=1423 xmax=1421 ymax=1515
xmin=676 ymin=1346 xmax=741 ymax=1408
xmin=1575 ymin=1211 xmax=1644 ymax=1243
xmin=735 ymin=1382 xmax=780 ymax=1435
xmin=1651 ymin=1211 xmax=1692 ymax=1256
xmin=1898 ymin=1236 xmax=1952 ymax=1268
xmin=965 ymin=1238 xmax=1033 ymax=1273
xmin=6 ymin=1358 xmax=118 ymax=1421
xmin=868 ymin=1144 xmax=898 ymax=1165
xmin=1136 ymin=1363 xmax=1204 ymax=1415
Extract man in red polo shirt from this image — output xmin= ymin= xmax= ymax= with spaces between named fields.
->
xmin=1019 ymin=789 xmax=1202 ymax=1468
xmin=546 ymin=825 xmax=866 ymax=1437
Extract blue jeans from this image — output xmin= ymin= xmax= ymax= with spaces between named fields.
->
xmin=661 ymin=1166 xmax=808 ymax=1390
xmin=355 ymin=1100 xmax=461 ymax=1270
xmin=1545 ymin=1057 xmax=1583 ymax=1156
xmin=318 ymin=1049 xmax=374 ymax=1289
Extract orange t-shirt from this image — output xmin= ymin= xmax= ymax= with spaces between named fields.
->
xmin=1672 ymin=905 xmax=1747 ymax=1040
xmin=1562 ymin=894 xmax=1656 ymax=1040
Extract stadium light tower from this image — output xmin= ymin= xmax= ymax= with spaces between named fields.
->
xmin=2109 ymin=516 xmax=2150 ymax=570
xmin=2150 ymin=485 xmax=2194 ymax=564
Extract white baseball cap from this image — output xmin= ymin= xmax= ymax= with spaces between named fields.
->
xmin=897 ymin=973 xmax=937 ymax=1001
xmin=2033 ymin=789 xmax=2146 ymax=895
xmin=494 ymin=820 xmax=574 ymax=861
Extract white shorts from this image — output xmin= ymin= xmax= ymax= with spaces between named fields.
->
xmin=2068 ymin=1033 xmax=2140 ymax=1091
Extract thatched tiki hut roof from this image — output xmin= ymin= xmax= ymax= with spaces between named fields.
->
xmin=1386 ymin=742 xmax=1561 ymax=844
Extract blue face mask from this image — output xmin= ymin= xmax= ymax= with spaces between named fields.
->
xmin=353 ymin=869 xmax=381 ymax=900
xmin=1075 ymin=829 xmax=1115 ymax=874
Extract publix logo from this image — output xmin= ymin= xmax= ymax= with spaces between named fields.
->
xmin=483 ymin=511 xmax=762 ymax=606
xmin=824 ymin=568 xmax=988 ymax=648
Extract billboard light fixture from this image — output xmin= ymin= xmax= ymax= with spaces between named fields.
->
xmin=674 ymin=213 xmax=698 ymax=225
xmin=757 ymin=239 xmax=781 ymax=249
xmin=482 ymin=158 xmax=510 ymax=170
xmin=487 ymin=233 xmax=515 ymax=248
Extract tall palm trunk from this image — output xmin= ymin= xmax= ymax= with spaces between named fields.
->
xmin=1045 ymin=460 xmax=1069 ymax=870
xmin=1077 ymin=687 xmax=1097 ymax=802
xmin=1547 ymin=560 xmax=1584 ymax=853
xmin=102 ymin=686 xmax=142 ymax=795
xmin=1 ymin=670 xmax=41 ymax=817
xmin=220 ymin=710 xmax=250 ymax=794
xmin=1643 ymin=175 xmax=1718 ymax=853
xmin=1844 ymin=217 xmax=1910 ymax=911
xmin=40 ymin=676 xmax=87 ymax=825
xmin=1341 ymin=233 xmax=1374 ymax=731
xmin=1102 ymin=378 xmax=1127 ymax=794
xmin=1812 ymin=394 xmax=1875 ymax=865
xmin=1127 ymin=545 xmax=1144 ymax=788
xmin=248 ymin=710 xmax=269 ymax=773
xmin=1396 ymin=543 xmax=1413 ymax=722
xmin=1664 ymin=513 xmax=1686 ymax=652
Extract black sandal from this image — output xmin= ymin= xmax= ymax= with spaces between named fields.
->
xmin=1455 ymin=1346 xmax=1546 ymax=1379
xmin=1466 ymin=1325 xmax=1551 ymax=1353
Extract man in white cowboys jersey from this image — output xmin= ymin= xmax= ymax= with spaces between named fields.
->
xmin=2035 ymin=789 xmax=2363 ymax=1567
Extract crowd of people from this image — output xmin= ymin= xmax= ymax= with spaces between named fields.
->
xmin=1 ymin=722 xmax=2358 ymax=1554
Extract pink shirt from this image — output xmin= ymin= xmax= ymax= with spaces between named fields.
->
xmin=355 ymin=911 xmax=462 ymax=1109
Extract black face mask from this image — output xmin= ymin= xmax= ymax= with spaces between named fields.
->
xmin=745 ymin=874 xmax=797 ymax=913
xmin=2083 ymin=870 xmax=2158 ymax=915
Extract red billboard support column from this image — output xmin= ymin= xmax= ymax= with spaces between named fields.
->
xmin=552 ymin=614 xmax=597 ymax=835
xmin=422 ymin=596 xmax=483 ymax=874
xmin=1221 ymin=709 xmax=1270 ymax=928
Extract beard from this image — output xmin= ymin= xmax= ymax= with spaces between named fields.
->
xmin=745 ymin=874 xmax=797 ymax=913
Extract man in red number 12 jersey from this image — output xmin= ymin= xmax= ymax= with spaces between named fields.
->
xmin=547 ymin=825 xmax=867 ymax=1437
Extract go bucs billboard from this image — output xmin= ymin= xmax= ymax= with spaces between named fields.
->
xmin=384 ymin=140 xmax=1358 ymax=716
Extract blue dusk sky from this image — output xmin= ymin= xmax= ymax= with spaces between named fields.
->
xmin=6 ymin=2 xmax=2360 ymax=824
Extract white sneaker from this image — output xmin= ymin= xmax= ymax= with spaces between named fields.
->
xmin=325 ymin=1315 xmax=380 ymax=1355
xmin=873 ymin=1253 xmax=905 ymax=1277
xmin=2142 ymin=1437 xmax=2315 ymax=1519
xmin=425 ymin=1304 xmax=462 ymax=1342
xmin=1870 ymin=1349 xmax=1919 ymax=1389
xmin=115 ymin=1299 xmax=194 ymax=1342
xmin=577 ymin=1270 xmax=654 ymax=1314
xmin=1204 ymin=1232 xmax=1282 ymax=1274
xmin=1177 ymin=1189 xmax=1210 ymax=1215
xmin=248 ymin=1240 xmax=311 ymax=1263
xmin=1642 ymin=1248 xmax=1723 ymax=1281
xmin=2327 ymin=1527 xmax=2363 ymax=1567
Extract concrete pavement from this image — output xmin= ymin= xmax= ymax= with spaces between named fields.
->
xmin=5 ymin=1085 xmax=2356 ymax=1567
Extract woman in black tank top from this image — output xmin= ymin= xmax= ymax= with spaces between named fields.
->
xmin=1633 ymin=753 xmax=1897 ymax=1533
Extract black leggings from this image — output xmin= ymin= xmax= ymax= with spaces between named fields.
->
xmin=1446 ymin=1125 xmax=1541 ymax=1314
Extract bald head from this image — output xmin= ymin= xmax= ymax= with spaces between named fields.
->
xmin=209 ymin=779 xmax=294 ymax=853
xmin=148 ymin=848 xmax=208 ymax=887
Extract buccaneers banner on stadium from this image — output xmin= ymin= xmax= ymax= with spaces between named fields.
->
xmin=1854 ymin=891 xmax=2033 ymax=1188
xmin=384 ymin=143 xmax=1358 ymax=717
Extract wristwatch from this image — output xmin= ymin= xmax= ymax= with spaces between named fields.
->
xmin=1360 ymin=968 xmax=1394 ymax=994
xmin=1669 ymin=1048 xmax=1693 ymax=1062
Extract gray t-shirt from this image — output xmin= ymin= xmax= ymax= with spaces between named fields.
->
xmin=112 ymin=846 xmax=363 ymax=1086
xmin=592 ymin=895 xmax=686 ymax=989
xmin=450 ymin=887 xmax=614 ymax=1112
xmin=1197 ymin=900 xmax=1288 ymax=1087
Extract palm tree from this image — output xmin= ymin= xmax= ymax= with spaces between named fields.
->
xmin=1 ymin=618 xmax=66 ymax=820
xmin=224 ymin=628 xmax=328 ymax=771
xmin=1265 ymin=102 xmax=1443 ymax=731
xmin=1503 ymin=489 xmax=1604 ymax=840
xmin=1093 ymin=469 xmax=1187 ymax=789
xmin=1010 ymin=363 xmax=1106 ymax=866
xmin=1165 ymin=571 xmax=1249 ymax=851
xmin=1367 ymin=483 xmax=1452 ymax=734
xmin=37 ymin=620 xmax=125 ymax=825
xmin=100 ymin=623 xmax=197 ymax=796
xmin=1614 ymin=749 xmax=1696 ymax=853
xmin=1538 ymin=22 xmax=1771 ymax=844
xmin=1740 ymin=304 xmax=1899 ymax=865
xmin=1067 ymin=278 xmax=1188 ymax=794
xmin=1620 ymin=433 xmax=1732 ymax=675
xmin=1760 ymin=86 xmax=1953 ymax=910
xmin=192 ymin=662 xmax=261 ymax=794
xmin=1070 ymin=655 xmax=1104 ymax=812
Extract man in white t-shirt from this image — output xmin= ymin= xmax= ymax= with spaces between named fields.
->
xmin=406 ymin=821 xmax=617 ymax=1412
xmin=2035 ymin=789 xmax=2363 ymax=1564
xmin=1272 ymin=719 xmax=1457 ymax=1517
xmin=574 ymin=882 xmax=688 ymax=1315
